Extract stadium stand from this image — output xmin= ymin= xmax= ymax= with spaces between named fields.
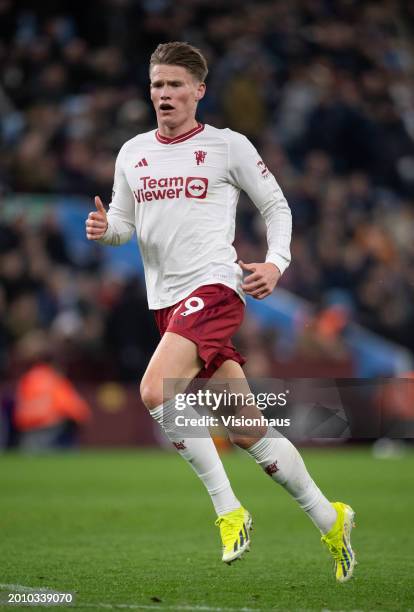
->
xmin=1 ymin=0 xmax=414 ymax=382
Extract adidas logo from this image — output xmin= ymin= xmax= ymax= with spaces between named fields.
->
xmin=135 ymin=158 xmax=148 ymax=167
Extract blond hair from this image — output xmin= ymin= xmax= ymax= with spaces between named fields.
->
xmin=150 ymin=42 xmax=208 ymax=82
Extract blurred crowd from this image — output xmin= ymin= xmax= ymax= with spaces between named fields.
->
xmin=0 ymin=211 xmax=159 ymax=381
xmin=1 ymin=0 xmax=414 ymax=380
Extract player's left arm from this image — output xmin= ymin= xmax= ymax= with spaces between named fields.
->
xmin=238 ymin=259 xmax=281 ymax=300
xmin=228 ymin=132 xmax=292 ymax=300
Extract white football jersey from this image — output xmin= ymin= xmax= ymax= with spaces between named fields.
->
xmin=99 ymin=123 xmax=292 ymax=309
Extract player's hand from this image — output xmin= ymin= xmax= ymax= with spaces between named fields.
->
xmin=239 ymin=260 xmax=281 ymax=300
xmin=86 ymin=196 xmax=108 ymax=240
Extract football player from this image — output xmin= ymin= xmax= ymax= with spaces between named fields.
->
xmin=86 ymin=42 xmax=355 ymax=581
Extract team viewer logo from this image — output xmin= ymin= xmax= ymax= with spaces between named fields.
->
xmin=133 ymin=175 xmax=208 ymax=203
xmin=185 ymin=176 xmax=208 ymax=200
xmin=194 ymin=150 xmax=207 ymax=165
xmin=185 ymin=177 xmax=208 ymax=199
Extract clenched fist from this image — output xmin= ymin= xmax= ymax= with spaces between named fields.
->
xmin=239 ymin=260 xmax=281 ymax=299
xmin=86 ymin=196 xmax=108 ymax=240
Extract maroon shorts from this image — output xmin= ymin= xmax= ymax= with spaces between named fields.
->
xmin=154 ymin=284 xmax=246 ymax=378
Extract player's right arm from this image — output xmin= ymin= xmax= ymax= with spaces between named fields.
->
xmin=85 ymin=144 xmax=136 ymax=246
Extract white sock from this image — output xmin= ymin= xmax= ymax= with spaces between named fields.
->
xmin=150 ymin=399 xmax=241 ymax=516
xmin=246 ymin=429 xmax=337 ymax=534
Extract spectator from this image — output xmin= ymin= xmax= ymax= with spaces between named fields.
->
xmin=13 ymin=330 xmax=91 ymax=451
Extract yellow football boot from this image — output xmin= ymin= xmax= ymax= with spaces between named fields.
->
xmin=215 ymin=507 xmax=252 ymax=564
xmin=321 ymin=501 xmax=356 ymax=582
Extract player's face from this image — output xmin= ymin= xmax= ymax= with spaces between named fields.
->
xmin=150 ymin=64 xmax=205 ymax=134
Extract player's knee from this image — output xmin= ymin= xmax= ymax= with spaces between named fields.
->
xmin=139 ymin=379 xmax=163 ymax=411
xmin=229 ymin=430 xmax=267 ymax=450
xmin=229 ymin=433 xmax=254 ymax=450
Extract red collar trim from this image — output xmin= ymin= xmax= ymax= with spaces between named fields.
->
xmin=156 ymin=123 xmax=204 ymax=144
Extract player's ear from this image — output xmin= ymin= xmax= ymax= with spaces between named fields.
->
xmin=195 ymin=82 xmax=206 ymax=102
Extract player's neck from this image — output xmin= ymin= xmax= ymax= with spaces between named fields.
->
xmin=157 ymin=118 xmax=199 ymax=140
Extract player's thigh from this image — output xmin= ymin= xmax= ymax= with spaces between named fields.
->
xmin=210 ymin=359 xmax=254 ymax=412
xmin=140 ymin=331 xmax=203 ymax=407
xmin=210 ymin=359 xmax=251 ymax=391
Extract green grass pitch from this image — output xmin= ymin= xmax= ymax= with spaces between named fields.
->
xmin=1 ymin=447 xmax=413 ymax=611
